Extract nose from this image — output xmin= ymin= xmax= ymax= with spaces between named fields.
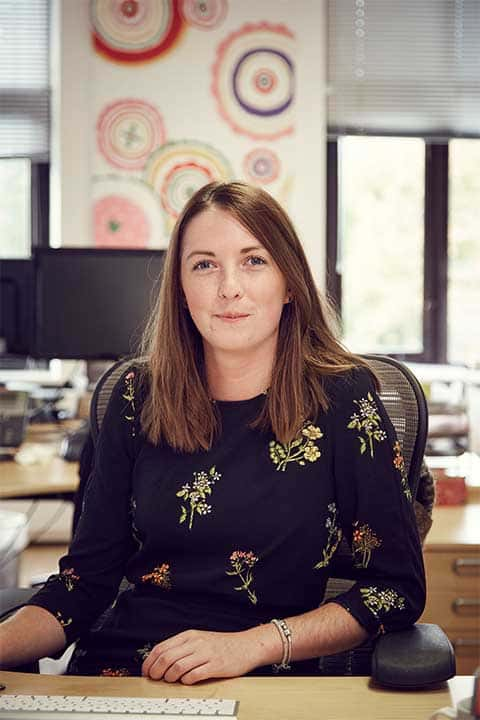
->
xmin=218 ymin=267 xmax=244 ymax=300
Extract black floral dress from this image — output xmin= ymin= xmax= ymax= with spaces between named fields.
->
xmin=27 ymin=366 xmax=425 ymax=676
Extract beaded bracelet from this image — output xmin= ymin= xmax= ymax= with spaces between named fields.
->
xmin=270 ymin=618 xmax=292 ymax=672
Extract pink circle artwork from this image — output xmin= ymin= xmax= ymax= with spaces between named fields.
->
xmin=212 ymin=22 xmax=295 ymax=140
xmin=181 ymin=0 xmax=227 ymax=30
xmin=91 ymin=0 xmax=185 ymax=64
xmin=243 ymin=148 xmax=280 ymax=184
xmin=97 ymin=99 xmax=166 ymax=171
xmin=94 ymin=195 xmax=149 ymax=248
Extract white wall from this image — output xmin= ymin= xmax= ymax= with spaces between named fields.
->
xmin=292 ymin=0 xmax=327 ymax=287
xmin=50 ymin=0 xmax=91 ymax=250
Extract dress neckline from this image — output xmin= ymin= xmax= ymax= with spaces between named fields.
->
xmin=211 ymin=389 xmax=268 ymax=408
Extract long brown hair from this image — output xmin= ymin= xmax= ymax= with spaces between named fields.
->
xmin=139 ymin=181 xmax=370 ymax=452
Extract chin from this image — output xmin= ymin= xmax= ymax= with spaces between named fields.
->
xmin=203 ymin=332 xmax=255 ymax=353
xmin=215 ymin=340 xmax=255 ymax=353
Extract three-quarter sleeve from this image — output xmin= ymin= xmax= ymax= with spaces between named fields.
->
xmin=328 ymin=367 xmax=426 ymax=636
xmin=26 ymin=366 xmax=140 ymax=645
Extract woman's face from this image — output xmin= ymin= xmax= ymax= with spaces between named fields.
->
xmin=180 ymin=207 xmax=289 ymax=362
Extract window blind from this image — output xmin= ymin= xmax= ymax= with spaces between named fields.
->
xmin=0 ymin=0 xmax=50 ymax=158
xmin=327 ymin=0 xmax=480 ymax=138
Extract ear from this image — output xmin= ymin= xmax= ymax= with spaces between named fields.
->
xmin=284 ymin=289 xmax=292 ymax=304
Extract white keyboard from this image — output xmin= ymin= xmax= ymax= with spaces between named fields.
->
xmin=0 ymin=694 xmax=238 ymax=720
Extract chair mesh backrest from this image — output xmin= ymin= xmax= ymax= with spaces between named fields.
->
xmin=90 ymin=358 xmax=138 ymax=445
xmin=364 ymin=354 xmax=428 ymax=499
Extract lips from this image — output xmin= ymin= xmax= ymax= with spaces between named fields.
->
xmin=217 ymin=313 xmax=249 ymax=319
xmin=214 ymin=312 xmax=250 ymax=321
xmin=215 ymin=313 xmax=249 ymax=320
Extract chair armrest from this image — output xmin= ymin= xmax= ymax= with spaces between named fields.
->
xmin=371 ymin=623 xmax=456 ymax=689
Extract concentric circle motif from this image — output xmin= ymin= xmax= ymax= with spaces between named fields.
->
xmin=181 ymin=0 xmax=227 ymax=30
xmin=91 ymin=0 xmax=185 ymax=64
xmin=144 ymin=140 xmax=233 ymax=226
xmin=93 ymin=175 xmax=165 ymax=248
xmin=97 ymin=99 xmax=166 ymax=170
xmin=243 ymin=148 xmax=280 ymax=184
xmin=212 ymin=22 xmax=295 ymax=140
xmin=94 ymin=195 xmax=149 ymax=247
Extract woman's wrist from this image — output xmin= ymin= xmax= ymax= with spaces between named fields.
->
xmin=241 ymin=622 xmax=284 ymax=668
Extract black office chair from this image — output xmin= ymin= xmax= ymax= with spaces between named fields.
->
xmin=1 ymin=355 xmax=455 ymax=686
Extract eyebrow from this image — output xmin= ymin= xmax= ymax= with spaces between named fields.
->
xmin=185 ymin=246 xmax=264 ymax=262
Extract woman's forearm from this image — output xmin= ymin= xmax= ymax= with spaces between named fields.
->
xmin=244 ymin=602 xmax=369 ymax=668
xmin=0 ymin=605 xmax=66 ymax=669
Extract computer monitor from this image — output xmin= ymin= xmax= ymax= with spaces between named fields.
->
xmin=0 ymin=259 xmax=35 ymax=358
xmin=33 ymin=248 xmax=165 ymax=360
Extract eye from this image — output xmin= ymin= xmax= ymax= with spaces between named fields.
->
xmin=245 ymin=255 xmax=267 ymax=266
xmin=192 ymin=259 xmax=215 ymax=271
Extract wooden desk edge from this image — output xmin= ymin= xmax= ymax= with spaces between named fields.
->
xmin=0 ymin=670 xmax=466 ymax=720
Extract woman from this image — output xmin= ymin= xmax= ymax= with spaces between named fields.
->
xmin=0 ymin=182 xmax=425 ymax=682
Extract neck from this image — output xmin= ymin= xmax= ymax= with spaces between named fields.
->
xmin=205 ymin=347 xmax=274 ymax=401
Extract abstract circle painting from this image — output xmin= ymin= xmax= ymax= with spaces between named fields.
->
xmin=97 ymin=99 xmax=166 ymax=170
xmin=212 ymin=22 xmax=295 ymax=140
xmin=181 ymin=0 xmax=227 ymax=30
xmin=144 ymin=140 xmax=233 ymax=228
xmin=91 ymin=0 xmax=185 ymax=63
xmin=243 ymin=148 xmax=280 ymax=185
xmin=93 ymin=175 xmax=165 ymax=248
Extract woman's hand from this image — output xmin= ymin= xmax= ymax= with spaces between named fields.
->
xmin=141 ymin=628 xmax=267 ymax=684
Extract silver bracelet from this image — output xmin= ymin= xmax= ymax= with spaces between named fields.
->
xmin=270 ymin=618 xmax=292 ymax=672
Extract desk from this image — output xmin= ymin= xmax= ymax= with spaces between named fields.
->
xmin=0 ymin=671 xmax=473 ymax=720
xmin=0 ymin=422 xmax=80 ymax=500
xmin=421 ymin=499 xmax=480 ymax=674
xmin=0 ymin=456 xmax=79 ymax=500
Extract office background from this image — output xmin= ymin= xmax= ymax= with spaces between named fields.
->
xmin=2 ymin=0 xmax=480 ymax=365
xmin=0 ymin=0 xmax=479 ymax=677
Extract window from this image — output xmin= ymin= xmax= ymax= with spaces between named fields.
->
xmin=0 ymin=159 xmax=30 ymax=258
xmin=327 ymin=0 xmax=480 ymax=366
xmin=0 ymin=0 xmax=50 ymax=258
xmin=338 ymin=136 xmax=424 ymax=355
xmin=327 ymin=139 xmax=480 ymax=365
xmin=448 ymin=140 xmax=480 ymax=366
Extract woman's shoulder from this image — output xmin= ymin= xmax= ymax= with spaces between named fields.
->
xmin=113 ymin=359 xmax=150 ymax=390
xmin=102 ymin=359 xmax=150 ymax=416
xmin=322 ymin=363 xmax=377 ymax=411
xmin=96 ymin=360 xmax=150 ymax=440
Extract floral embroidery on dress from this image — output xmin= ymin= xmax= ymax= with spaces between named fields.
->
xmin=122 ymin=371 xmax=136 ymax=437
xmin=352 ymin=522 xmax=382 ymax=568
xmin=393 ymin=441 xmax=413 ymax=502
xmin=360 ymin=586 xmax=406 ymax=619
xmin=55 ymin=611 xmax=72 ymax=628
xmin=136 ymin=643 xmax=154 ymax=662
xmin=130 ymin=497 xmax=143 ymax=549
xmin=269 ymin=423 xmax=323 ymax=472
xmin=347 ymin=393 xmax=387 ymax=458
xmin=101 ymin=667 xmax=131 ymax=677
xmin=314 ymin=503 xmax=343 ymax=569
xmin=59 ymin=567 xmax=80 ymax=591
xmin=141 ymin=563 xmax=172 ymax=589
xmin=177 ymin=466 xmax=221 ymax=530
xmin=226 ymin=550 xmax=258 ymax=605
